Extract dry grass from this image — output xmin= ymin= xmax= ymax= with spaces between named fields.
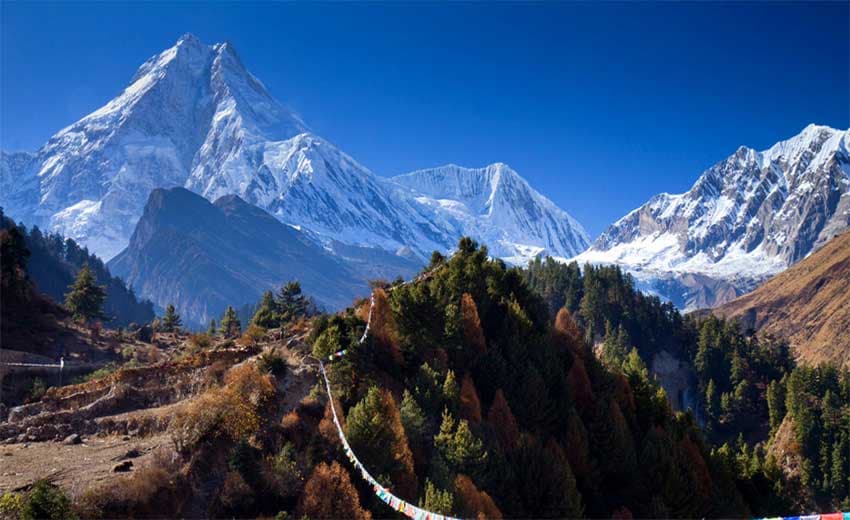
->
xmin=717 ymin=229 xmax=850 ymax=367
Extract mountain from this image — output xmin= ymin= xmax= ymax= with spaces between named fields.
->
xmin=575 ymin=124 xmax=850 ymax=310
xmin=0 ymin=34 xmax=588 ymax=267
xmin=716 ymin=229 xmax=850 ymax=368
xmin=108 ymin=187 xmax=396 ymax=327
xmin=391 ymin=163 xmax=589 ymax=263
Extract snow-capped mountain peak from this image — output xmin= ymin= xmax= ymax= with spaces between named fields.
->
xmin=575 ymin=124 xmax=850 ymax=310
xmin=1 ymin=34 xmax=588 ymax=269
xmin=392 ymin=163 xmax=589 ymax=262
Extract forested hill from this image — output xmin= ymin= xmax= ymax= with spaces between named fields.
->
xmin=519 ymin=255 xmax=850 ymax=513
xmin=0 ymin=209 xmax=154 ymax=327
xmin=310 ymin=238 xmax=755 ymax=518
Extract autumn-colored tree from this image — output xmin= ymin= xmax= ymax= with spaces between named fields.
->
xmin=460 ymin=293 xmax=486 ymax=354
xmin=297 ymin=462 xmax=371 ymax=520
xmin=566 ymin=358 xmax=594 ymax=412
xmin=487 ymin=389 xmax=519 ymax=452
xmin=345 ymin=386 xmax=418 ymax=498
xmin=459 ymin=373 xmax=482 ymax=424
xmin=564 ymin=412 xmax=592 ymax=479
xmin=553 ymin=307 xmax=583 ymax=357
xmin=454 ymin=474 xmax=502 ymax=519
xmin=370 ymin=288 xmax=403 ymax=366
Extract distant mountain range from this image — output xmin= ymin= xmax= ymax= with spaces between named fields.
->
xmin=2 ymin=33 xmax=847 ymax=317
xmin=575 ymin=124 xmax=850 ymax=310
xmin=0 ymin=33 xmax=588 ymax=268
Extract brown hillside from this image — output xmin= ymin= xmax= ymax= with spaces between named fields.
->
xmin=716 ymin=229 xmax=850 ymax=368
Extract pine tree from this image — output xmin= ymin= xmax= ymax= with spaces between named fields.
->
xmin=208 ymin=319 xmax=217 ymax=336
xmin=220 ymin=306 xmax=242 ymax=338
xmin=766 ymin=379 xmax=785 ymax=433
xmin=487 ymin=389 xmax=519 ymax=453
xmin=297 ymin=462 xmax=371 ymax=520
xmin=421 ymin=479 xmax=455 ymax=515
xmin=459 ymin=373 xmax=482 ymax=424
xmin=251 ymin=290 xmax=278 ymax=329
xmin=705 ymin=378 xmax=718 ymax=421
xmin=346 ymin=386 xmax=417 ymax=498
xmin=460 ymin=293 xmax=486 ymax=354
xmin=276 ymin=281 xmax=307 ymax=323
xmin=64 ymin=264 xmax=107 ymax=324
xmin=400 ymin=389 xmax=427 ymax=450
xmin=434 ymin=409 xmax=487 ymax=479
xmin=443 ymin=370 xmax=460 ymax=409
xmin=161 ymin=304 xmax=182 ymax=333
xmin=831 ymin=433 xmax=849 ymax=501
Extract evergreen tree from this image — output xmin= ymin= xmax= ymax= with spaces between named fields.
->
xmin=766 ymin=379 xmax=785 ymax=433
xmin=276 ymin=281 xmax=307 ymax=323
xmin=161 ymin=304 xmax=182 ymax=333
xmin=251 ymin=290 xmax=278 ymax=329
xmin=400 ymin=390 xmax=427 ymax=451
xmin=434 ymin=409 xmax=487 ymax=479
xmin=220 ymin=306 xmax=242 ymax=338
xmin=443 ymin=370 xmax=460 ymax=409
xmin=421 ymin=479 xmax=455 ymax=515
xmin=64 ymin=264 xmax=107 ymax=324
xmin=705 ymin=379 xmax=718 ymax=420
xmin=208 ymin=318 xmax=217 ymax=336
xmin=346 ymin=386 xmax=417 ymax=498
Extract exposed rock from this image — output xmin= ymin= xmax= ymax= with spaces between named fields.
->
xmin=62 ymin=433 xmax=81 ymax=445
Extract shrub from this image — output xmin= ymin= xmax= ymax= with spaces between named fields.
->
xmin=0 ymin=492 xmax=24 ymax=519
xmin=240 ymin=324 xmax=267 ymax=346
xmin=258 ymin=351 xmax=287 ymax=376
xmin=168 ymin=363 xmax=275 ymax=453
xmin=21 ymin=480 xmax=76 ymax=520
xmin=187 ymin=333 xmax=212 ymax=351
xmin=27 ymin=378 xmax=47 ymax=402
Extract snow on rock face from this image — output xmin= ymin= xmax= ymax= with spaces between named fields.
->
xmin=0 ymin=33 xmax=589 ymax=267
xmin=391 ymin=163 xmax=589 ymax=261
xmin=575 ymin=124 xmax=850 ymax=310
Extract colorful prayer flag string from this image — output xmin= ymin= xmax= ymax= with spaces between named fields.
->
xmin=319 ymin=360 xmax=460 ymax=520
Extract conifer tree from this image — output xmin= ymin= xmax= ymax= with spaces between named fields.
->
xmin=251 ymin=290 xmax=278 ymax=329
xmin=276 ymin=281 xmax=307 ymax=323
xmin=487 ymin=389 xmax=519 ymax=453
xmin=64 ymin=264 xmax=107 ymax=324
xmin=443 ymin=370 xmax=460 ymax=409
xmin=297 ymin=462 xmax=371 ymax=520
xmin=421 ymin=479 xmax=455 ymax=515
xmin=400 ymin=389 xmax=427 ymax=451
xmin=459 ymin=373 xmax=482 ymax=424
xmin=705 ymin=379 xmax=718 ymax=420
xmin=346 ymin=386 xmax=417 ymax=498
xmin=220 ymin=306 xmax=242 ymax=338
xmin=460 ymin=293 xmax=486 ymax=354
xmin=161 ymin=304 xmax=182 ymax=333
xmin=208 ymin=318 xmax=217 ymax=336
xmin=434 ymin=409 xmax=487 ymax=479
xmin=766 ymin=379 xmax=785 ymax=433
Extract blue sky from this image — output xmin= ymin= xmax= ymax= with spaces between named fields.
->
xmin=2 ymin=2 xmax=847 ymax=237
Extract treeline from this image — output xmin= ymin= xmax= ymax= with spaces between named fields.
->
xmin=309 ymin=239 xmax=754 ymax=518
xmin=0 ymin=209 xmax=154 ymax=327
xmin=524 ymin=257 xmax=690 ymax=361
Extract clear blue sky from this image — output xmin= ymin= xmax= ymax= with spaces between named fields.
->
xmin=2 ymin=2 xmax=848 ymax=237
